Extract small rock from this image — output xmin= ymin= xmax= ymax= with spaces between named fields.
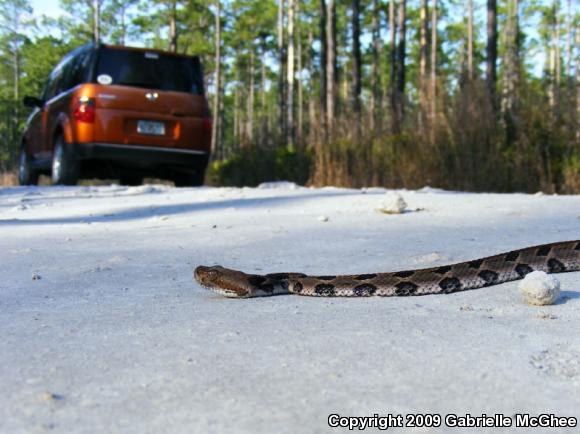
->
xmin=318 ymin=215 xmax=329 ymax=222
xmin=518 ymin=271 xmax=560 ymax=306
xmin=32 ymin=272 xmax=41 ymax=281
xmin=460 ymin=304 xmax=474 ymax=311
xmin=537 ymin=311 xmax=557 ymax=320
xmin=377 ymin=192 xmax=407 ymax=214
xmin=257 ymin=181 xmax=299 ymax=190
xmin=40 ymin=391 xmax=63 ymax=402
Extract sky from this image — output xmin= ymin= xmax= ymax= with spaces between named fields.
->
xmin=30 ymin=0 xmax=61 ymax=19
xmin=28 ymin=0 xmax=144 ymax=45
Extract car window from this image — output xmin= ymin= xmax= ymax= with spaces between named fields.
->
xmin=40 ymin=79 xmax=50 ymax=102
xmin=46 ymin=48 xmax=90 ymax=97
xmin=57 ymin=55 xmax=77 ymax=94
xmin=96 ymin=47 xmax=204 ymax=94
xmin=42 ymin=53 xmax=78 ymax=100
xmin=68 ymin=49 xmax=92 ymax=88
xmin=44 ymin=62 xmax=65 ymax=100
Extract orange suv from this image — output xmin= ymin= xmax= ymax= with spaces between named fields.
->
xmin=18 ymin=43 xmax=211 ymax=186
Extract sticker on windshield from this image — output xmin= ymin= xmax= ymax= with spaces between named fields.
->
xmin=145 ymin=52 xmax=159 ymax=59
xmin=97 ymin=74 xmax=113 ymax=85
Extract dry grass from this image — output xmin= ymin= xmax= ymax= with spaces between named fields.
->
xmin=0 ymin=171 xmax=17 ymax=186
xmin=562 ymin=158 xmax=580 ymax=194
xmin=307 ymin=81 xmax=579 ymax=194
xmin=0 ymin=172 xmax=54 ymax=187
xmin=0 ymin=172 xmax=176 ymax=188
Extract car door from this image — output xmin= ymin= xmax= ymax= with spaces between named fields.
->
xmin=41 ymin=54 xmax=78 ymax=156
xmin=24 ymin=102 xmax=44 ymax=159
xmin=31 ymin=62 xmax=64 ymax=160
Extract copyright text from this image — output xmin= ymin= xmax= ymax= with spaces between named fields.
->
xmin=327 ymin=413 xmax=577 ymax=430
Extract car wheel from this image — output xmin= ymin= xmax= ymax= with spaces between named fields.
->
xmin=18 ymin=146 xmax=39 ymax=186
xmin=119 ymin=175 xmax=143 ymax=186
xmin=172 ymin=170 xmax=205 ymax=187
xmin=52 ymin=134 xmax=79 ymax=185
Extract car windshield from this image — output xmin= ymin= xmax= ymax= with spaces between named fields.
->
xmin=96 ymin=47 xmax=203 ymax=94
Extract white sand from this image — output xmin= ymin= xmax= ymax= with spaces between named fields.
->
xmin=1 ymin=183 xmax=579 ymax=433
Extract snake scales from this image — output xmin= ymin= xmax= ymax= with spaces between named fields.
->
xmin=194 ymin=240 xmax=580 ymax=298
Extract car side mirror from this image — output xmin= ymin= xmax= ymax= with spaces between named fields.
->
xmin=23 ymin=96 xmax=43 ymax=108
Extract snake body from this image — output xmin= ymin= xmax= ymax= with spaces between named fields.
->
xmin=194 ymin=240 xmax=580 ymax=298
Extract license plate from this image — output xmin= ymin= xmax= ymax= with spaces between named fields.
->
xmin=137 ymin=120 xmax=165 ymax=136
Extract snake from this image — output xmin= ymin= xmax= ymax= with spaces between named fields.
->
xmin=194 ymin=240 xmax=580 ymax=298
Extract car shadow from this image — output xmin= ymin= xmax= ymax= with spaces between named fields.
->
xmin=0 ymin=190 xmax=359 ymax=225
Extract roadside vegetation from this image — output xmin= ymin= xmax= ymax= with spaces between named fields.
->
xmin=1 ymin=0 xmax=578 ymax=192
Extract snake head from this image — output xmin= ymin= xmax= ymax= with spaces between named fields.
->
xmin=194 ymin=265 xmax=253 ymax=298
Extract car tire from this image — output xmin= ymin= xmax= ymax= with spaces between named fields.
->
xmin=52 ymin=134 xmax=79 ymax=185
xmin=18 ymin=145 xmax=39 ymax=186
xmin=172 ymin=170 xmax=205 ymax=187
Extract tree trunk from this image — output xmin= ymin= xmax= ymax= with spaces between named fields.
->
xmin=234 ymin=80 xmax=239 ymax=147
xmin=565 ymin=0 xmax=572 ymax=79
xmin=119 ymin=4 xmax=126 ymax=45
xmin=396 ymin=0 xmax=406 ymax=123
xmin=297 ymin=3 xmax=303 ymax=144
xmin=501 ymin=0 xmax=520 ymax=144
xmin=287 ymin=0 xmax=295 ymax=148
xmin=554 ymin=1 xmax=561 ymax=97
xmin=13 ymin=39 xmax=19 ymax=102
xmin=548 ymin=1 xmax=557 ymax=110
xmin=341 ymin=65 xmax=348 ymax=107
xmin=326 ymin=0 xmax=337 ymax=134
xmin=486 ymin=0 xmax=497 ymax=110
xmin=261 ymin=40 xmax=268 ymax=146
xmin=13 ymin=32 xmax=20 ymax=157
xmin=168 ymin=0 xmax=177 ymax=52
xmin=278 ymin=0 xmax=286 ymax=143
xmin=388 ymin=0 xmax=397 ymax=130
xmin=218 ymin=78 xmax=226 ymax=156
xmin=467 ymin=0 xmax=474 ymax=81
xmin=248 ymin=50 xmax=255 ymax=145
xmin=576 ymin=29 xmax=580 ymax=143
xmin=234 ymin=63 xmax=243 ymax=148
xmin=307 ymin=26 xmax=316 ymax=140
xmin=211 ymin=0 xmax=221 ymax=159
xmin=419 ymin=0 xmax=428 ymax=128
xmin=370 ymin=0 xmax=381 ymax=131
xmin=351 ymin=0 xmax=362 ymax=129
xmin=543 ymin=1 xmax=557 ymax=190
xmin=431 ymin=0 xmax=437 ymax=137
xmin=319 ymin=0 xmax=327 ymax=133
xmin=93 ymin=0 xmax=100 ymax=43
xmin=501 ymin=0 xmax=519 ymax=117
xmin=419 ymin=0 xmax=428 ymax=83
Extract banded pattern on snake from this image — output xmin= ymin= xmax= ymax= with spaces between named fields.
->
xmin=194 ymin=240 xmax=580 ymax=298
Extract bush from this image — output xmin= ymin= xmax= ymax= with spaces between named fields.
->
xmin=562 ymin=156 xmax=580 ymax=194
xmin=207 ymin=146 xmax=311 ymax=187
